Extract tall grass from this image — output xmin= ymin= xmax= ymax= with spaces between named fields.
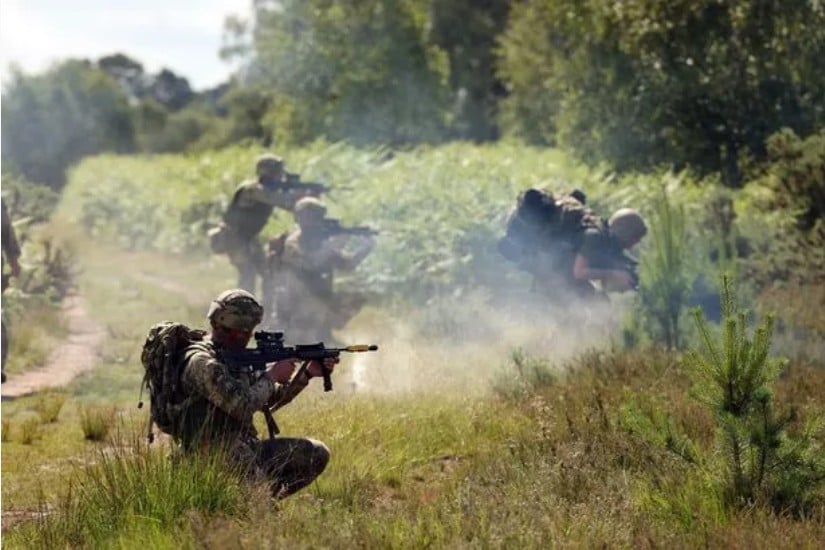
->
xmin=638 ymin=185 xmax=693 ymax=349
xmin=3 ymin=432 xmax=251 ymax=549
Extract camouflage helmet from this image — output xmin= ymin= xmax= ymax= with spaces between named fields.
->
xmin=294 ymin=196 xmax=327 ymax=217
xmin=608 ymin=208 xmax=647 ymax=246
xmin=255 ymin=153 xmax=284 ymax=177
xmin=207 ymin=289 xmax=263 ymax=330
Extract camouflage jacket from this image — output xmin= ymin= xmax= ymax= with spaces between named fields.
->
xmin=177 ymin=338 xmax=309 ymax=458
xmin=223 ymin=179 xmax=307 ymax=241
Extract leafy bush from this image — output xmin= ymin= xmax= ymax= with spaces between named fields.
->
xmin=739 ymin=129 xmax=825 ymax=286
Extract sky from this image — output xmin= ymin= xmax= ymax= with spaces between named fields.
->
xmin=0 ymin=0 xmax=252 ymax=90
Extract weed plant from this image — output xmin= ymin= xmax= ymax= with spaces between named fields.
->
xmin=79 ymin=405 xmax=116 ymax=442
xmin=35 ymin=392 xmax=67 ymax=423
xmin=2 ymin=418 xmax=11 ymax=442
xmin=19 ymin=416 xmax=42 ymax=445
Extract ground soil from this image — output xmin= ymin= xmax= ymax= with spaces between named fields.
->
xmin=1 ymin=293 xmax=105 ymax=400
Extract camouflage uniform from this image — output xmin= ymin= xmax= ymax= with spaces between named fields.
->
xmin=177 ymin=289 xmax=330 ymax=497
xmin=220 ymin=155 xmax=309 ymax=294
xmin=267 ymin=199 xmax=373 ymax=343
xmin=2 ymin=199 xmax=22 ymax=382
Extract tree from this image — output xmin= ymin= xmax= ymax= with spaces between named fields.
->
xmin=497 ymin=0 xmax=825 ymax=185
xmin=1 ymin=61 xmax=135 ymax=188
xmin=428 ymin=0 xmax=511 ymax=141
xmin=234 ymin=0 xmax=451 ymax=145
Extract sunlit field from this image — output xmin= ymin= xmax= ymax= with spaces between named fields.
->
xmin=2 ymin=142 xmax=823 ymax=547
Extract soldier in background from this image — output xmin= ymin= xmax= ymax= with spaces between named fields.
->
xmin=499 ymin=189 xmax=646 ymax=305
xmin=209 ymin=154 xmax=318 ymax=295
xmin=265 ymin=197 xmax=375 ymax=344
xmin=2 ymin=199 xmax=22 ymax=383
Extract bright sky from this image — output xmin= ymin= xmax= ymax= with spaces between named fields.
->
xmin=0 ymin=0 xmax=251 ymax=90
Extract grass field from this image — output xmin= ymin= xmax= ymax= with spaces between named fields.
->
xmin=2 ymin=142 xmax=824 ymax=547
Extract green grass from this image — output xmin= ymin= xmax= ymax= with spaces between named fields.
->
xmin=2 ymin=296 xmax=67 ymax=377
xmin=2 ymin=142 xmax=824 ymax=546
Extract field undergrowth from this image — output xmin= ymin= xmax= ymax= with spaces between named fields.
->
xmin=2 ymin=142 xmax=824 ymax=547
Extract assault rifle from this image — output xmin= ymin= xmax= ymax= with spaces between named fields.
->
xmin=222 ymin=331 xmax=378 ymax=438
xmin=272 ymin=173 xmax=337 ymax=196
xmin=220 ymin=330 xmax=378 ymax=392
xmin=322 ymin=218 xmax=379 ymax=238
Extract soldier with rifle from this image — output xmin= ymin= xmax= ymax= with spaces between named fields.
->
xmin=264 ymin=197 xmax=376 ymax=343
xmin=209 ymin=154 xmax=331 ymax=295
xmin=146 ymin=289 xmax=377 ymax=499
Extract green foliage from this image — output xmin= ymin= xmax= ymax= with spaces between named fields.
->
xmin=685 ymin=275 xmax=825 ymax=511
xmin=1 ymin=174 xmax=61 ymax=224
xmin=739 ymin=129 xmax=825 ymax=285
xmin=240 ymin=0 xmax=451 ymax=145
xmin=428 ymin=0 xmax=511 ymax=140
xmin=497 ymin=0 xmax=825 ymax=184
xmin=1 ymin=61 xmax=136 ymax=188
xmin=492 ymin=348 xmax=555 ymax=398
xmin=618 ymin=396 xmax=701 ymax=465
xmin=638 ymin=184 xmax=694 ymax=349
xmin=59 ymin=142 xmax=716 ymax=304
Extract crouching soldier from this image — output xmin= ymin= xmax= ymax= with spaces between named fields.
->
xmin=177 ymin=289 xmax=335 ymax=498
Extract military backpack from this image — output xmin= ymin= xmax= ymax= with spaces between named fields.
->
xmin=138 ymin=321 xmax=206 ymax=442
xmin=498 ymin=188 xmax=602 ymax=266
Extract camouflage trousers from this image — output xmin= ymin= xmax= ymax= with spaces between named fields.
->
xmin=226 ymin=238 xmax=266 ymax=295
xmin=248 ymin=437 xmax=330 ymax=498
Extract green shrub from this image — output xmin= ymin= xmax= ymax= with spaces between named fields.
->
xmin=685 ymin=275 xmax=825 ymax=512
xmin=493 ymin=348 xmax=555 ymax=398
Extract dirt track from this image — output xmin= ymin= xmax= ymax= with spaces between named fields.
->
xmin=1 ymin=293 xmax=105 ymax=400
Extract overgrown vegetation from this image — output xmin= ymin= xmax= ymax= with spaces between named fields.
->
xmin=2 ymin=2 xmax=824 ymax=546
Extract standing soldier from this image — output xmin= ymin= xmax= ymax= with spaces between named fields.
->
xmin=266 ymin=197 xmax=375 ymax=343
xmin=210 ymin=154 xmax=318 ymax=295
xmin=2 ymin=198 xmax=22 ymax=383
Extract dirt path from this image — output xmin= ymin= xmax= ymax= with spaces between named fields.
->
xmin=1 ymin=293 xmax=105 ymax=400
